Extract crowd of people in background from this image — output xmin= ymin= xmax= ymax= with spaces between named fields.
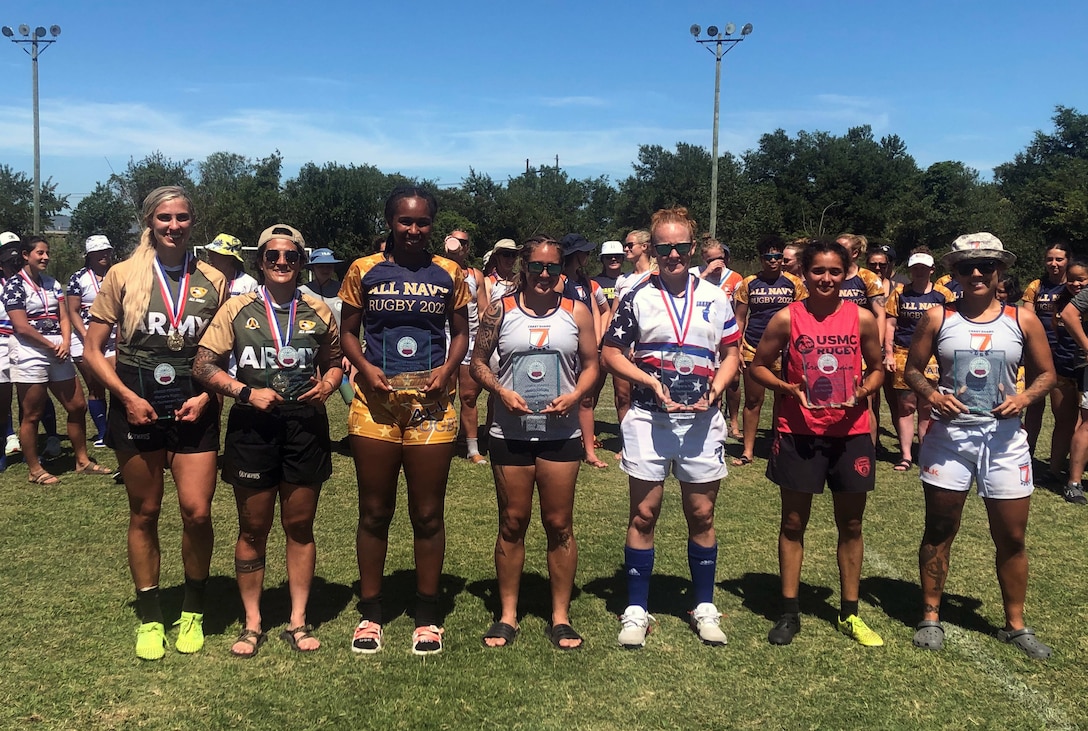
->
xmin=2 ymin=182 xmax=1081 ymax=663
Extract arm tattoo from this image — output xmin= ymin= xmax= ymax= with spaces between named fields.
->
xmin=903 ymin=368 xmax=936 ymax=399
xmin=871 ymin=295 xmax=887 ymax=313
xmin=469 ymin=301 xmax=504 ymax=393
xmin=192 ymin=347 xmax=239 ymax=397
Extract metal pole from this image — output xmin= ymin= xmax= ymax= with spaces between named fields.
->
xmin=31 ymin=36 xmax=40 ymax=234
xmin=709 ymin=40 xmax=722 ymax=239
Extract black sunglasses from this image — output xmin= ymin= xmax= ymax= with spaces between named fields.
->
xmin=264 ymin=249 xmax=301 ymax=265
xmin=654 ymin=242 xmax=693 ymax=256
xmin=954 ymin=259 xmax=999 ymax=276
xmin=763 ymin=253 xmax=783 ymax=261
xmin=526 ymin=261 xmax=562 ymax=276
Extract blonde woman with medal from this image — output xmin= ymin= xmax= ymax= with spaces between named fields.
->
xmin=602 ymin=207 xmax=741 ymax=649
xmin=339 ymin=185 xmax=470 ymax=656
xmin=904 ymin=233 xmax=1056 ymax=659
xmin=82 ymin=186 xmax=227 ymax=661
xmin=1 ymin=235 xmax=108 ymax=483
xmin=195 ymin=224 xmax=342 ymax=657
xmin=750 ymin=239 xmax=885 ymax=648
xmin=471 ymin=235 xmax=599 ymax=650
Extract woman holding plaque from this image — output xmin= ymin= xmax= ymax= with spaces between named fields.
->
xmin=602 ymin=206 xmax=741 ymax=649
xmin=904 ymin=233 xmax=1055 ymax=659
xmin=470 ymin=235 xmax=598 ymax=649
xmin=339 ymin=185 xmax=470 ymax=656
xmin=83 ymin=186 xmax=227 ymax=661
xmin=2 ymin=235 xmax=108 ymax=483
xmin=194 ymin=224 xmax=342 ymax=657
xmin=750 ymin=239 xmax=885 ymax=648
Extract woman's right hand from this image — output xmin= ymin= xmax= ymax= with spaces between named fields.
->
xmin=122 ymin=393 xmax=158 ymax=426
xmin=498 ymin=387 xmax=531 ymax=415
xmin=356 ymin=361 xmax=392 ymax=393
xmin=248 ymin=387 xmax=284 ymax=412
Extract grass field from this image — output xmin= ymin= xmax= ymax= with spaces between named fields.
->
xmin=0 ymin=383 xmax=1085 ymax=730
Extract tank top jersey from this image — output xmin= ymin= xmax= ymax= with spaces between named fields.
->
xmin=1 ymin=270 xmax=65 ymax=337
xmin=463 ymin=266 xmax=481 ymax=335
xmin=886 ymin=283 xmax=952 ymax=348
xmin=67 ymin=267 xmax=105 ymax=326
xmin=935 ymin=274 xmax=962 ymax=300
xmin=89 ymin=257 xmax=228 ymax=373
xmin=734 ymin=272 xmax=805 ymax=348
xmin=198 ymin=289 xmax=342 ymax=392
xmin=490 ymin=295 xmax=582 ymax=442
xmin=719 ymin=268 xmax=743 ymax=302
xmin=777 ymin=301 xmax=869 ymax=437
xmin=338 ymin=252 xmax=470 ymax=371
xmin=614 ymin=269 xmax=653 ymax=303
xmin=839 ymin=267 xmax=883 ymax=309
xmin=933 ymin=304 xmax=1023 ymax=426
xmin=1022 ymin=278 xmax=1076 ymax=374
xmin=606 ymin=273 xmax=740 ymax=412
xmin=561 ymin=275 xmax=606 ymax=312
xmin=299 ymin=277 xmax=343 ymax=329
xmin=0 ymin=276 xmax=13 ymax=336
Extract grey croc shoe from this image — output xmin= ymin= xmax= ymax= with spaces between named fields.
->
xmin=913 ymin=620 xmax=944 ymax=651
xmin=997 ymin=627 xmax=1052 ymax=659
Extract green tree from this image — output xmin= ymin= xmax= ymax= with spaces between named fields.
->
xmin=68 ymin=182 xmax=138 ymax=254
xmin=0 ymin=164 xmax=68 ymax=235
xmin=282 ymin=162 xmax=394 ymax=259
xmin=109 ymin=152 xmax=196 ymax=216
xmin=193 ymin=150 xmax=284 ymax=246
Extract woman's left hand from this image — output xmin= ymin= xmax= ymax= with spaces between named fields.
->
xmin=175 ymin=392 xmax=211 ymax=422
xmin=297 ymin=377 xmax=334 ymax=404
xmin=542 ymin=393 xmax=579 ymax=415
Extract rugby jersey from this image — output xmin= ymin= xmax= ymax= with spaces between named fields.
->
xmin=1 ymin=269 xmax=65 ymax=336
xmin=67 ymin=267 xmax=106 ymax=326
xmin=840 ymin=267 xmax=883 ymax=309
xmin=734 ymin=272 xmax=805 ymax=348
xmin=934 ymin=304 xmax=1023 ymax=426
xmin=0 ymin=276 xmax=12 ymax=336
xmin=338 ymin=252 xmax=470 ymax=372
xmin=606 ymin=272 xmax=740 ymax=412
xmin=886 ymin=283 xmax=952 ymax=348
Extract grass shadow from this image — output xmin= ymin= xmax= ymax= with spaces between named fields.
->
xmin=465 ymin=571 xmax=583 ymax=625
xmin=348 ymin=569 xmax=467 ymax=624
xmin=860 ymin=575 xmax=996 ymax=635
xmin=582 ymin=566 xmax=698 ymax=621
xmin=719 ymin=572 xmax=835 ymax=625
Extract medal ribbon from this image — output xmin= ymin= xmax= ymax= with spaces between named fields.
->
xmin=261 ymin=286 xmax=297 ymax=356
xmin=88 ymin=269 xmax=101 ymax=295
xmin=153 ymin=254 xmax=191 ymax=333
xmin=18 ymin=269 xmax=56 ymax=322
xmin=658 ymin=274 xmax=696 ymax=350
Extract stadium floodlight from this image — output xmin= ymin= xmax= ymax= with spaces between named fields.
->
xmin=688 ymin=21 xmax=754 ymax=238
xmin=3 ymin=21 xmax=62 ymax=234
xmin=690 ymin=24 xmax=701 ymax=37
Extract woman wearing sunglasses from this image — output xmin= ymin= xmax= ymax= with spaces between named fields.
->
xmin=339 ymin=185 xmax=470 ymax=656
xmin=904 ymin=233 xmax=1055 ymax=659
xmin=603 ymin=207 xmax=741 ymax=649
xmin=731 ymin=236 xmax=805 ymax=466
xmin=470 ymin=235 xmax=598 ymax=650
xmin=82 ymin=186 xmax=228 ymax=660
xmin=194 ymin=224 xmax=342 ymax=657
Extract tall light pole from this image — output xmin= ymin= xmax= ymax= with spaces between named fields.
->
xmin=2 ymin=23 xmax=62 ymax=235
xmin=690 ymin=22 xmax=752 ymax=239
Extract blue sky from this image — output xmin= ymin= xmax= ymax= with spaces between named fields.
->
xmin=2 ymin=0 xmax=1086 ymax=211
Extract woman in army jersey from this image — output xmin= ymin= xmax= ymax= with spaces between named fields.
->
xmin=83 ymin=186 xmax=228 ymax=661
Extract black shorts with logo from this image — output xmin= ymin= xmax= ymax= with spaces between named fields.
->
xmin=488 ymin=435 xmax=582 ymax=466
xmin=766 ymin=432 xmax=874 ymax=494
xmin=223 ymin=402 xmax=332 ymax=490
xmin=106 ymin=364 xmax=220 ymax=454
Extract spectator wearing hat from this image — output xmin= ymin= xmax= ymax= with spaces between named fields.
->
xmin=0 ymin=233 xmax=23 ymax=471
xmin=482 ymin=239 xmax=519 ymax=305
xmin=300 ymin=247 xmax=345 ymax=328
xmin=441 ymin=231 xmax=488 ymax=465
xmin=905 ymin=232 xmax=1056 ymax=659
xmin=560 ymin=233 xmax=609 ymax=468
xmin=205 ymin=233 xmax=258 ymax=298
xmin=594 ymin=241 xmax=625 ymax=309
xmin=66 ymin=235 xmax=117 ymax=447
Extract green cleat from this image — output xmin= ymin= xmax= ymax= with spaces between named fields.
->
xmin=135 ymin=622 xmax=167 ymax=660
xmin=838 ymin=614 xmax=884 ymax=647
xmin=174 ymin=612 xmax=205 ymax=654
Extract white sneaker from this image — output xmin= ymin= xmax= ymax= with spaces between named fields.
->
xmin=43 ymin=436 xmax=62 ymax=459
xmin=617 ymin=605 xmax=654 ymax=649
xmin=5 ymin=434 xmax=20 ymax=456
xmin=690 ymin=602 xmax=728 ymax=646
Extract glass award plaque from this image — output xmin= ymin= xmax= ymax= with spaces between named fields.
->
xmin=952 ymin=349 xmax=1007 ymax=413
xmin=801 ymin=351 xmax=856 ymax=407
xmin=510 ymin=350 xmax=560 ymax=432
xmin=266 ymin=364 xmax=315 ymax=401
xmin=139 ymin=363 xmax=185 ymax=420
xmin=382 ymin=326 xmax=433 ymax=391
xmin=659 ymin=351 xmax=707 ymax=407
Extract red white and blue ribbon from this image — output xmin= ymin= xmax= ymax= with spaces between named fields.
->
xmin=153 ymin=253 xmax=191 ymax=333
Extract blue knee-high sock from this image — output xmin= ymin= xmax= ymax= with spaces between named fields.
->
xmin=688 ymin=540 xmax=718 ymax=607
xmin=624 ymin=546 xmax=654 ymax=610
xmin=41 ymin=399 xmax=57 ymax=437
xmin=88 ymin=399 xmax=107 ymax=440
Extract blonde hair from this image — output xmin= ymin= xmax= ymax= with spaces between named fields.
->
xmin=625 ymin=228 xmax=656 ymax=271
xmin=120 ymin=186 xmax=195 ymax=342
xmin=836 ymin=233 xmax=868 ymax=257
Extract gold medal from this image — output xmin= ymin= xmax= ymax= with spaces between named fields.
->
xmin=166 ymin=329 xmax=184 ymax=352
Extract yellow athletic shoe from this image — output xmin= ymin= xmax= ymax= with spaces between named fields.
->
xmin=174 ymin=612 xmax=205 ymax=654
xmin=135 ymin=622 xmax=167 ymax=660
xmin=838 ymin=614 xmax=884 ymax=647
